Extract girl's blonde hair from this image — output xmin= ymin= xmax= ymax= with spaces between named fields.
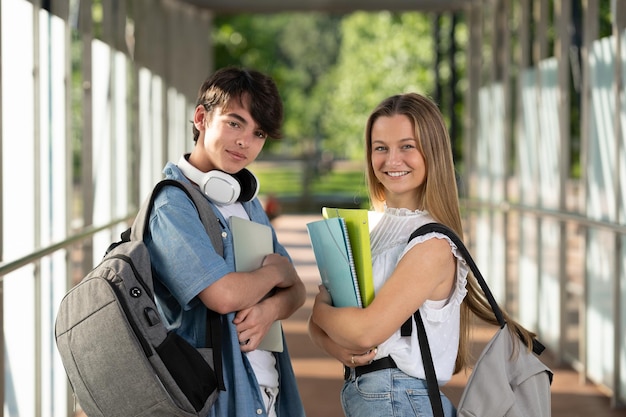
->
xmin=364 ymin=93 xmax=535 ymax=372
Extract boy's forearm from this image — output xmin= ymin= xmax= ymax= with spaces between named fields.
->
xmin=199 ymin=270 xmax=280 ymax=314
xmin=267 ymin=280 xmax=306 ymax=320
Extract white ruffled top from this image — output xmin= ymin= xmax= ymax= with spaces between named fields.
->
xmin=369 ymin=207 xmax=468 ymax=385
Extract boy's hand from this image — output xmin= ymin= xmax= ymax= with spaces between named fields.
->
xmin=233 ymin=303 xmax=274 ymax=352
xmin=262 ymin=253 xmax=300 ymax=288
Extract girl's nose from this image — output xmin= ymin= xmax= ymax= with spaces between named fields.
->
xmin=387 ymin=150 xmax=402 ymax=166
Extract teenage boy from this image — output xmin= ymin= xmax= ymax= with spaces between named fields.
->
xmin=146 ymin=66 xmax=306 ymax=417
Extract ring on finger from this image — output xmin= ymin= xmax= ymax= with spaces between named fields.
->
xmin=239 ymin=339 xmax=250 ymax=346
xmin=351 ymin=355 xmax=355 ymax=365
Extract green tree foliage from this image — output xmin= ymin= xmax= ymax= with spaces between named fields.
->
xmin=275 ymin=14 xmax=343 ymax=149
xmin=319 ymin=12 xmax=435 ymax=159
xmin=213 ymin=13 xmax=342 ymax=155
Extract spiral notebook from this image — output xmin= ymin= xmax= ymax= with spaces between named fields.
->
xmin=230 ymin=216 xmax=284 ymax=352
xmin=306 ymin=217 xmax=363 ymax=308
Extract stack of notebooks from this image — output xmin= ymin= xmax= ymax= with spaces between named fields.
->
xmin=306 ymin=207 xmax=375 ymax=308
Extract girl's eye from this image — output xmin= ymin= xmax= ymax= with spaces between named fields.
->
xmin=374 ymin=146 xmax=387 ymax=152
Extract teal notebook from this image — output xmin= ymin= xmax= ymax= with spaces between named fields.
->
xmin=322 ymin=207 xmax=374 ymax=307
xmin=306 ymin=217 xmax=362 ymax=308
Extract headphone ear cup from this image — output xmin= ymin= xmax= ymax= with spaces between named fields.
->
xmin=201 ymin=170 xmax=242 ymax=205
xmin=234 ymin=169 xmax=260 ymax=202
xmin=177 ymin=155 xmax=240 ymax=205
xmin=177 ymin=154 xmax=258 ymax=204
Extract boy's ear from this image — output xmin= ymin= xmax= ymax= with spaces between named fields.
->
xmin=193 ymin=105 xmax=206 ymax=129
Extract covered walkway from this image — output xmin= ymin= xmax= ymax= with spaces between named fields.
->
xmin=2 ymin=0 xmax=626 ymax=415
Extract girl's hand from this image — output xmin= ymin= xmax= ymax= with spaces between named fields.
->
xmin=313 ymin=284 xmax=332 ymax=306
xmin=309 ymin=317 xmax=378 ymax=367
xmin=344 ymin=348 xmax=378 ymax=369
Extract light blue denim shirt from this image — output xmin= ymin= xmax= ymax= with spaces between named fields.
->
xmin=146 ymin=162 xmax=305 ymax=417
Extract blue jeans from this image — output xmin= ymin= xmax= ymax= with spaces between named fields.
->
xmin=341 ymin=367 xmax=457 ymax=417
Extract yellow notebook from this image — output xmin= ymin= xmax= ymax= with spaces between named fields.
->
xmin=322 ymin=207 xmax=375 ymax=306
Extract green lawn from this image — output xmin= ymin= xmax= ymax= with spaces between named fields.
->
xmin=252 ymin=163 xmax=369 ymax=210
xmin=258 ymin=168 xmax=365 ymax=195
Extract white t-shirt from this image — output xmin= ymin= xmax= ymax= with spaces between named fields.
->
xmin=369 ymin=207 xmax=468 ymax=385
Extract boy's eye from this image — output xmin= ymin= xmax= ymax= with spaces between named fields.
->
xmin=255 ymin=131 xmax=268 ymax=139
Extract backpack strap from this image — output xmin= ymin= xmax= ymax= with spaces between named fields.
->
xmin=403 ymin=223 xmax=464 ymax=417
xmin=129 ymin=179 xmax=224 ymax=256
xmin=405 ymin=223 xmax=546 ymax=417
xmin=406 ymin=223 xmax=546 ymax=356
xmin=406 ymin=223 xmax=506 ymax=327
xmin=400 ymin=223 xmax=506 ymax=337
xmin=414 ymin=310 xmax=445 ymax=417
xmin=127 ymin=179 xmax=226 ymax=391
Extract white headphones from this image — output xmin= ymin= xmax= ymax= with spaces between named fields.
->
xmin=177 ymin=154 xmax=259 ymax=205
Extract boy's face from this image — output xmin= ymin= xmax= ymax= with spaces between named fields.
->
xmin=192 ymin=99 xmax=267 ymax=174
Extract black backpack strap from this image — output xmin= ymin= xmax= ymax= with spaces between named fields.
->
xmin=409 ymin=223 xmax=545 ymax=355
xmin=400 ymin=317 xmax=413 ymax=336
xmin=415 ymin=310 xmax=445 ymax=417
xmin=206 ymin=309 xmax=225 ymax=390
xmin=409 ymin=223 xmax=505 ymax=326
xmin=401 ymin=222 xmax=506 ymax=336
xmin=130 ymin=179 xmax=226 ymax=391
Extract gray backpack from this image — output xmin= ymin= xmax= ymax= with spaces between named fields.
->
xmin=55 ymin=179 xmax=225 ymax=417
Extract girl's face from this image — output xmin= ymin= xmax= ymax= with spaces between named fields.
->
xmin=370 ymin=114 xmax=426 ymax=210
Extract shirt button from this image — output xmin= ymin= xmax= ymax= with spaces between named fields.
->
xmin=221 ymin=232 xmax=228 ymax=238
xmin=256 ymin=409 xmax=263 ymax=415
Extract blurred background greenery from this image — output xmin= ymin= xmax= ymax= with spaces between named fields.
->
xmin=212 ymin=11 xmax=460 ymax=211
xmin=212 ymin=11 xmax=459 ymax=162
xmin=250 ymin=160 xmax=369 ymax=212
xmin=205 ymin=6 xmax=614 ymax=212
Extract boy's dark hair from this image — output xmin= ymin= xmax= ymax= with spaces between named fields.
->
xmin=192 ymin=66 xmax=283 ymax=142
